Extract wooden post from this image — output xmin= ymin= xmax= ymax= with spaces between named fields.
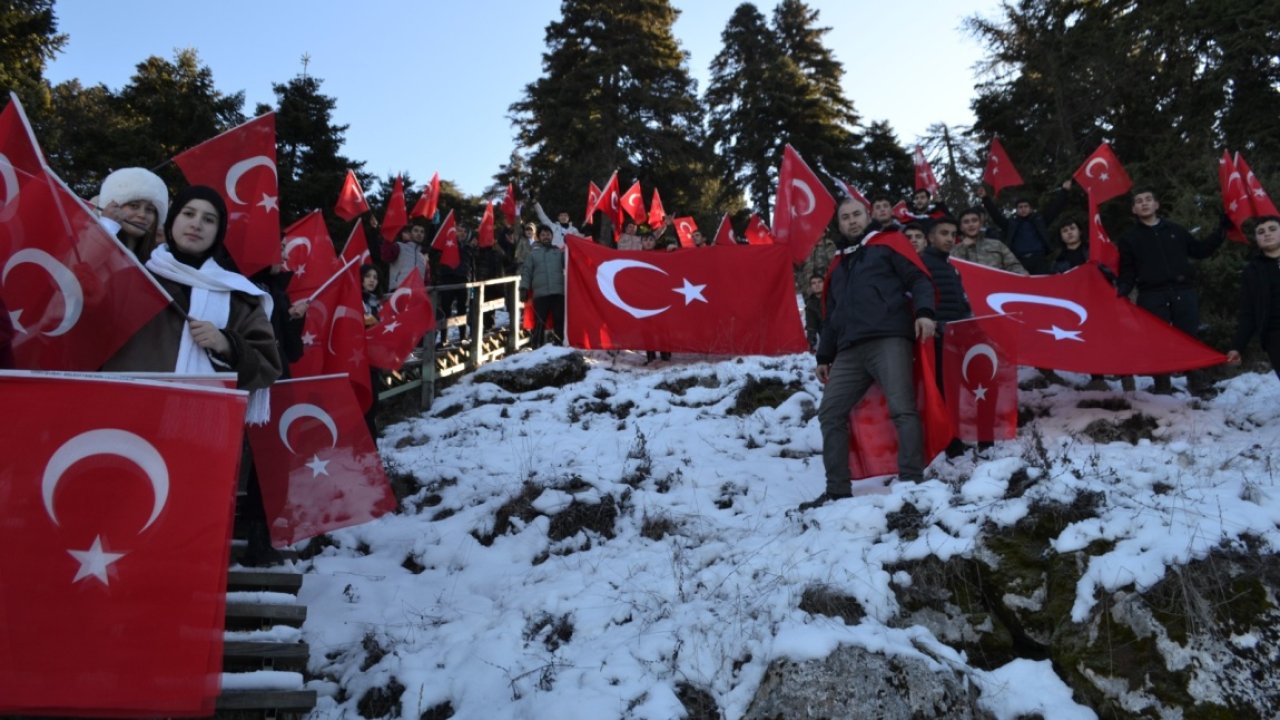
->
xmin=507 ymin=278 xmax=521 ymax=355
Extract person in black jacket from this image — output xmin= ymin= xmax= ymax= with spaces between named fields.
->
xmin=920 ymin=217 xmax=972 ymax=388
xmin=805 ymin=198 xmax=936 ymax=509
xmin=1117 ymin=187 xmax=1227 ymax=395
xmin=1227 ymin=215 xmax=1280 ymax=381
xmin=978 ymin=180 xmax=1070 ymax=275
xmin=803 ymin=273 xmax=824 ymax=351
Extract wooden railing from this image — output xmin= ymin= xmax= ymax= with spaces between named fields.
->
xmin=375 ymin=275 xmax=529 ymax=410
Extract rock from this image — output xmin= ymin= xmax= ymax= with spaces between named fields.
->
xmin=473 ymin=351 xmax=588 ymax=393
xmin=742 ymin=645 xmax=990 ymax=720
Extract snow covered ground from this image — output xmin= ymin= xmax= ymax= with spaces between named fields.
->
xmin=294 ymin=346 xmax=1280 ymax=719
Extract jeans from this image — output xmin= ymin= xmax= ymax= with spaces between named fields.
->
xmin=818 ymin=337 xmax=923 ymax=489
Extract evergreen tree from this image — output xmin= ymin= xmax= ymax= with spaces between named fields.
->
xmin=510 ymin=0 xmax=714 ymax=220
xmin=853 ymin=120 xmax=913 ymax=199
xmin=40 ymin=80 xmax=138 ymax=198
xmin=917 ymin=122 xmax=982 ymax=209
xmin=0 ymin=0 xmax=66 ymax=125
xmin=256 ymin=73 xmax=368 ymax=238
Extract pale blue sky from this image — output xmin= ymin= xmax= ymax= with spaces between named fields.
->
xmin=45 ymin=0 xmax=999 ymax=198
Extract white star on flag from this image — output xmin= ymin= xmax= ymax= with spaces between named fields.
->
xmin=305 ymin=454 xmax=330 ymax=477
xmin=973 ymin=384 xmax=988 ymax=401
xmin=68 ymin=535 xmax=126 ymax=585
xmin=301 ymin=331 xmax=317 ymax=346
xmin=382 ymin=321 xmax=401 ymax=334
xmin=1099 ymin=172 xmax=1109 ymax=181
xmin=673 ymin=278 xmax=707 ymax=305
xmin=258 ymin=193 xmax=279 ymax=212
xmin=1038 ymin=325 xmax=1084 ymax=342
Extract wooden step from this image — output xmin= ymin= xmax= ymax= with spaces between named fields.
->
xmin=215 ymin=689 xmax=316 ymax=712
xmin=224 ymin=601 xmax=307 ymax=629
xmin=223 ymin=641 xmax=309 ymax=672
xmin=227 ymin=570 xmax=303 ymax=595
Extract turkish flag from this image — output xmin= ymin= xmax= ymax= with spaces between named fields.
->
xmin=595 ymin=171 xmax=624 ymax=230
xmin=282 ymin=211 xmax=341 ymax=302
xmin=366 ymin=269 xmax=434 ymax=369
xmin=745 ymin=213 xmax=775 ymax=245
xmin=713 ymin=213 xmax=736 ymax=246
xmin=563 ymin=236 xmax=807 ymax=354
xmin=334 ymin=169 xmax=369 ymax=221
xmin=846 ymin=341 xmax=953 ymax=480
xmin=339 ymin=221 xmax=371 ymax=274
xmin=982 ymin=137 xmax=1024 ymax=196
xmin=891 ymin=200 xmax=915 ymax=225
xmin=477 ymin=200 xmax=495 ymax=248
xmin=1072 ymin=142 xmax=1132 ymax=203
xmin=1218 ymin=150 xmax=1251 ymax=243
xmin=411 ymin=171 xmax=439 ymax=221
xmin=500 ymin=182 xmax=518 ymax=226
xmin=0 ymin=98 xmax=172 ymax=371
xmin=774 ymin=144 xmax=836 ymax=263
xmin=379 ymin=176 xmax=408 ymax=242
xmin=290 ymin=271 xmax=372 ymax=411
xmin=620 ymin=180 xmax=646 ymax=224
xmin=943 ymin=316 xmax=1019 ymax=442
xmin=584 ymin=181 xmax=602 ymax=225
xmin=954 ymin=258 xmax=1227 ymax=374
xmin=246 ymin=374 xmax=396 ymax=548
xmin=648 ymin=188 xmax=666 ymax=228
xmin=912 ymin=145 xmax=940 ymax=196
xmin=1087 ymin=191 xmax=1121 ymax=273
xmin=673 ymin=216 xmax=698 ymax=248
xmin=431 ymin=209 xmax=460 ymax=268
xmin=1236 ymin=152 xmax=1280 ymax=219
xmin=172 ymin=113 xmax=280 ymax=276
xmin=0 ymin=371 xmax=246 ymax=716
xmin=831 ymin=176 xmax=870 ymax=209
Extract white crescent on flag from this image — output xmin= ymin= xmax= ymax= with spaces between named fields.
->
xmin=596 ymin=259 xmax=671 ymax=319
xmin=961 ymin=343 xmax=999 ymax=383
xmin=790 ymin=178 xmax=816 ymax=216
xmin=42 ymin=429 xmax=170 ymax=532
xmin=278 ymin=403 xmax=339 ymax=454
xmin=3 ymin=247 xmax=85 ymax=337
xmin=225 ymin=155 xmax=277 ymax=205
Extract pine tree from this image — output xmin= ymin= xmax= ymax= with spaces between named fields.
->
xmin=510 ymin=0 xmax=714 ymax=222
xmin=917 ymin=122 xmax=982 ymax=209
xmin=0 ymin=0 xmax=66 ymax=125
xmin=854 ymin=120 xmax=913 ymax=199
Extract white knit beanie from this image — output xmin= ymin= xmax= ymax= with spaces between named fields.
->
xmin=99 ymin=167 xmax=169 ymax=222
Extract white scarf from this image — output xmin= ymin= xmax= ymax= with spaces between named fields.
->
xmin=146 ymin=244 xmax=274 ymax=424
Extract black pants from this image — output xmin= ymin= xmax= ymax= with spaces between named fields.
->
xmin=532 ymin=294 xmax=564 ymax=348
xmin=1139 ymin=286 xmax=1205 ymax=389
xmin=439 ymin=287 xmax=469 ymax=340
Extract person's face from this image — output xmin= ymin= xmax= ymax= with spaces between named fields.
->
xmin=960 ymin=214 xmax=983 ymax=239
xmin=1015 ymin=201 xmax=1033 ymax=218
xmin=1255 ymin=219 xmax=1280 ymax=255
xmin=837 ymin=200 xmax=870 ymax=239
xmin=1132 ymin=192 xmax=1159 ymax=220
xmin=624 ymin=222 xmax=637 ymax=235
xmin=557 ymin=212 xmax=570 ymax=225
xmin=117 ymin=199 xmax=158 ymax=239
xmin=808 ymin=276 xmax=824 ymax=296
xmin=641 ymin=236 xmax=656 ymax=250
xmin=410 ymin=225 xmax=425 ymax=243
xmin=362 ymin=269 xmax=378 ymax=292
xmin=904 ymin=228 xmax=927 ymax=253
xmin=691 ymin=231 xmax=705 ymax=246
xmin=1060 ymin=222 xmax=1081 ymax=248
xmin=170 ymin=199 xmax=220 ymax=256
xmin=912 ymin=191 xmax=930 ymax=210
xmin=537 ymin=229 xmax=553 ymax=243
xmin=928 ymin=223 xmax=957 ymax=253
xmin=871 ymin=200 xmax=893 ymax=222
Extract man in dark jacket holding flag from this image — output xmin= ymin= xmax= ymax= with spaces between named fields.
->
xmin=805 ymin=198 xmax=937 ymax=509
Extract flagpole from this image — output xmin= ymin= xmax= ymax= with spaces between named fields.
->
xmin=307 ymin=255 xmax=362 ymax=303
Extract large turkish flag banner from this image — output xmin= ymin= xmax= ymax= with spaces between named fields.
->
xmin=172 ymin=113 xmax=281 ymax=276
xmin=954 ymin=259 xmax=1227 ymax=374
xmin=0 ymin=371 xmax=246 ymax=717
xmin=563 ymin=236 xmax=807 ymax=355
xmin=246 ymin=374 xmax=396 ymax=548
xmin=943 ymin=316 xmax=1019 ymax=442
xmin=0 ymin=96 xmax=171 ymax=371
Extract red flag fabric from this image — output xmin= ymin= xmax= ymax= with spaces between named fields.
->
xmin=500 ymin=182 xmax=518 ymax=226
xmin=564 ymin=236 xmax=807 ymax=354
xmin=282 ymin=211 xmax=341 ymax=302
xmin=891 ymin=200 xmax=915 ymax=226
xmin=594 ymin=172 xmax=624 ymax=230
xmin=379 ymin=176 xmax=408 ymax=242
xmin=0 ymin=372 xmax=246 ymax=717
xmin=431 ymin=209 xmax=461 ymax=268
xmin=246 ymin=374 xmax=395 ymax=548
xmin=1087 ymin=192 xmax=1121 ymax=273
xmin=339 ymin=221 xmax=371 ymax=274
xmin=713 ymin=213 xmax=736 ymax=246
xmin=774 ymin=144 xmax=836 ymax=263
xmin=745 ymin=213 xmax=775 ymax=245
xmin=832 ymin=177 xmax=870 ymax=210
xmin=334 ymin=169 xmax=369 ymax=221
xmin=1072 ymin=142 xmax=1132 ymax=204
xmin=981 ymin=137 xmax=1024 ymax=196
xmin=0 ymin=98 xmax=171 ymax=371
xmin=411 ymin=171 xmax=440 ymax=221
xmin=620 ymin=180 xmax=646 ymax=224
xmin=953 ymin=259 xmax=1227 ymax=374
xmin=290 ymin=272 xmax=372 ymax=411
xmin=584 ymin=181 xmax=602 ymax=225
xmin=366 ymin=269 xmax=435 ymax=369
xmin=673 ymin=216 xmax=698 ymax=248
xmin=1218 ymin=150 xmax=1251 ymax=243
xmin=943 ymin=316 xmax=1019 ymax=442
xmin=846 ymin=341 xmax=952 ymax=480
xmin=172 ymin=113 xmax=280 ymax=276
xmin=1236 ymin=152 xmax=1280 ymax=218
xmin=477 ymin=200 xmax=495 ymax=248
xmin=912 ymin=145 xmax=940 ymax=196
xmin=648 ymin=188 xmax=666 ymax=228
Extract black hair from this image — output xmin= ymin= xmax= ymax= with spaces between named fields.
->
xmin=360 ymin=263 xmax=378 ymax=278
xmin=537 ymin=224 xmax=553 ymax=235
xmin=927 ymin=216 xmax=958 ymax=235
xmin=165 ymin=185 xmax=234 ymax=270
xmin=903 ymin=222 xmax=925 ymax=234
xmin=1130 ymin=186 xmax=1159 ymax=203
xmin=870 ymin=194 xmax=893 ymax=205
xmin=958 ymin=206 xmax=984 ymax=222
